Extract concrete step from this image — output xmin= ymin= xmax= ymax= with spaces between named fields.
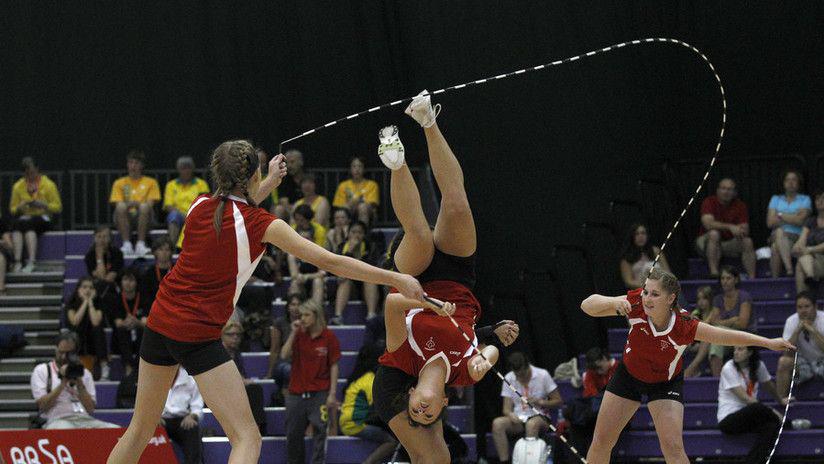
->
xmin=0 ymin=372 xmax=33 ymax=384
xmin=0 ymin=412 xmax=31 ymax=429
xmin=20 ymin=345 xmax=54 ymax=357
xmin=0 ymin=294 xmax=63 ymax=307
xmin=0 ymin=306 xmax=61 ymax=321
xmin=0 ymin=358 xmax=49 ymax=373
xmin=4 ymin=282 xmax=63 ymax=296
xmin=0 ymin=399 xmax=36 ymax=412
xmin=6 ymin=271 xmax=64 ymax=284
xmin=0 ymin=385 xmax=37 ymax=400
xmin=24 ymin=330 xmax=60 ymax=346
xmin=0 ymin=319 xmax=60 ymax=331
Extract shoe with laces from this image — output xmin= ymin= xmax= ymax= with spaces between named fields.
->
xmin=120 ymin=241 xmax=134 ymax=256
xmin=378 ymin=125 xmax=405 ymax=170
xmin=405 ymin=90 xmax=441 ymax=128
xmin=134 ymin=241 xmax=151 ymax=257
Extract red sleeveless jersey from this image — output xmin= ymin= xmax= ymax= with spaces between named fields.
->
xmin=147 ymin=194 xmax=276 ymax=342
xmin=380 ymin=281 xmax=482 ymax=386
xmin=622 ymin=288 xmax=699 ymax=383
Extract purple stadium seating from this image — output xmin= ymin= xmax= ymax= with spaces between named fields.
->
xmin=681 ymin=278 xmax=795 ymax=302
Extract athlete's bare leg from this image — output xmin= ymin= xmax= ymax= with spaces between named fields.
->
xmin=648 ymin=399 xmax=689 ymax=464
xmin=388 ymin=414 xmax=450 ymax=464
xmin=195 ymin=361 xmax=262 ymax=464
xmin=391 ymin=164 xmax=434 ymax=276
xmin=586 ymin=391 xmax=640 ymax=464
xmin=424 ymin=123 xmax=476 ymax=257
xmin=107 ymin=360 xmax=179 ymax=464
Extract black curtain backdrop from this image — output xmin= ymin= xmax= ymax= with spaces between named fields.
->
xmin=3 ymin=2 xmax=823 ymax=455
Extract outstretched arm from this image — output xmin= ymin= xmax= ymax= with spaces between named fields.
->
xmin=694 ymin=322 xmax=796 ymax=351
xmin=468 ymin=345 xmax=499 ymax=382
xmin=581 ymin=294 xmax=631 ymax=318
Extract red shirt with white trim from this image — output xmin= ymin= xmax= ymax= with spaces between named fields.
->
xmin=289 ymin=328 xmax=342 ymax=394
xmin=622 ymin=288 xmax=699 ymax=383
xmin=379 ymin=280 xmax=482 ymax=386
xmin=147 ymin=194 xmax=276 ymax=342
xmin=582 ymin=358 xmax=618 ymax=398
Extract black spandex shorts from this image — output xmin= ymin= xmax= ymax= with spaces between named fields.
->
xmin=373 ymin=364 xmax=418 ymax=424
xmin=417 ymin=248 xmax=476 ymax=290
xmin=140 ymin=326 xmax=231 ymax=376
xmin=606 ymin=361 xmax=684 ymax=404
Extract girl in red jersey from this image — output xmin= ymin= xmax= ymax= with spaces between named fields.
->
xmin=372 ymin=92 xmax=519 ymax=464
xmin=581 ymin=267 xmax=794 ymax=464
xmin=108 ymin=140 xmax=425 ymax=464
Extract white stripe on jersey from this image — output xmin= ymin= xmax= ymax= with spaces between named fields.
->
xmin=667 ymin=335 xmax=689 ymax=380
xmin=231 ymin=202 xmax=264 ymax=307
xmin=187 ymin=196 xmax=209 ymax=216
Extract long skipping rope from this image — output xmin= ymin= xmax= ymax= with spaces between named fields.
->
xmin=278 ymin=37 xmax=795 ymax=463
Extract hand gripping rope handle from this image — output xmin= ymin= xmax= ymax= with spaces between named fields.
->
xmin=424 ymin=296 xmax=590 ymax=464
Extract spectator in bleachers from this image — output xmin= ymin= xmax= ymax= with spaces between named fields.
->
xmin=292 ymin=204 xmax=327 ymax=247
xmin=619 ymin=223 xmax=670 ymax=289
xmin=333 ymin=156 xmax=380 ymax=227
xmin=777 ymin=291 xmax=824 ymax=400
xmin=717 ymin=346 xmax=785 ymax=464
xmin=163 ymin=156 xmax=210 ymax=248
xmin=767 ymin=168 xmax=811 ymax=277
xmin=582 ymin=347 xmax=618 ymax=399
xmin=491 ymin=351 xmax=562 ymax=464
xmin=340 ymin=343 xmax=397 ymax=464
xmin=272 ymin=149 xmax=306 ymax=219
xmin=65 ymin=277 xmax=110 ymax=380
xmin=792 ymin=190 xmax=824 ymax=292
xmin=332 ymin=221 xmax=379 ymax=325
xmin=109 ymin=269 xmax=150 ymax=377
xmin=695 ymin=178 xmax=756 ymax=278
xmin=160 ymin=367 xmax=204 ymax=464
xmin=326 ymin=208 xmax=351 ymax=252
xmin=289 ymin=205 xmax=328 ymax=305
xmin=9 ymin=157 xmax=62 ymax=273
xmin=139 ymin=236 xmax=174 ymax=309
xmin=268 ymin=293 xmax=302 ymax=405
xmin=30 ymin=332 xmax=119 ymax=429
xmin=708 ymin=266 xmax=754 ymax=376
xmin=684 ymin=286 xmax=719 ymax=378
xmin=85 ymin=224 xmax=124 ymax=302
xmin=293 ymin=173 xmax=331 ymax=228
xmin=281 ymin=299 xmax=341 ymax=464
xmin=0 ymin=212 xmax=12 ymax=294
xmin=109 ymin=149 xmax=161 ymax=257
xmin=221 ymin=321 xmax=267 ymax=435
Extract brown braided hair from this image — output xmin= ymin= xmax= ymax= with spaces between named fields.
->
xmin=211 ymin=140 xmax=260 ymax=236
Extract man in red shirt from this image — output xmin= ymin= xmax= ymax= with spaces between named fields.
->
xmin=582 ymin=347 xmax=618 ymax=399
xmin=695 ymin=178 xmax=756 ymax=278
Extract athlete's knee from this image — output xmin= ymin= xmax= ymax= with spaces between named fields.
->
xmin=439 ymin=193 xmax=471 ymax=216
xmin=230 ymin=423 xmax=262 ymax=448
xmin=658 ymin=434 xmax=685 ymax=457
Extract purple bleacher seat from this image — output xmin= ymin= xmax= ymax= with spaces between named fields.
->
xmin=240 ymin=352 xmax=357 ymax=379
xmin=688 ymin=257 xmax=771 ymax=279
xmin=328 ymin=326 xmax=365 ymax=351
xmin=614 ymin=429 xmax=824 ymax=458
xmin=272 ymin=300 xmax=367 ymax=325
xmin=681 ymin=278 xmax=795 ymax=302
xmin=37 ymin=232 xmax=66 ymax=260
xmin=631 ymin=401 xmax=824 ymax=430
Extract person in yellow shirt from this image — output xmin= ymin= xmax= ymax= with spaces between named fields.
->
xmin=9 ymin=157 xmax=62 ymax=273
xmin=109 ymin=150 xmax=161 ymax=256
xmin=333 ymin=157 xmax=380 ymax=226
xmin=163 ymin=156 xmax=210 ymax=248
xmin=293 ymin=173 xmax=331 ymax=228
xmin=289 ymin=204 xmax=328 ymax=304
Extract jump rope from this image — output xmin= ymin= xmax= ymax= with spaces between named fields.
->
xmin=278 ymin=37 xmax=797 ymax=464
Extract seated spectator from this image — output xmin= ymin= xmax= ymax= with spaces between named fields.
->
xmin=332 ymin=221 xmax=380 ymax=325
xmin=492 ymin=352 xmax=562 ymax=464
xmin=619 ymin=223 xmax=670 ymax=289
xmin=289 ymin=205 xmax=328 ymax=305
xmin=717 ymin=346 xmax=785 ymax=464
xmin=708 ymin=266 xmax=754 ymax=376
xmin=64 ymin=277 xmax=110 ymax=380
xmin=792 ymin=190 xmax=824 ymax=292
xmin=109 ymin=269 xmax=150 ymax=377
xmin=767 ymin=168 xmax=811 ymax=277
xmin=163 ymin=156 xmax=210 ymax=248
xmin=109 ymin=149 xmax=161 ymax=256
xmin=84 ymin=224 xmax=124 ymax=302
xmin=271 ymin=149 xmax=306 ymax=220
xmin=326 ymin=208 xmax=351 ymax=252
xmin=333 ymin=157 xmax=380 ymax=226
xmin=777 ymin=291 xmax=824 ymax=399
xmin=581 ymin=347 xmax=617 ymax=399
xmin=684 ymin=286 xmax=719 ymax=378
xmin=281 ymin=299 xmax=341 ymax=464
xmin=139 ymin=236 xmax=174 ymax=308
xmin=29 ymin=332 xmax=119 ymax=429
xmin=9 ymin=157 xmax=62 ymax=273
xmin=695 ymin=178 xmax=756 ymax=278
xmin=340 ymin=343 xmax=396 ymax=464
xmin=292 ymin=204 xmax=327 ymax=247
xmin=0 ymin=211 xmax=12 ymax=294
xmin=160 ymin=367 xmax=204 ymax=464
xmin=267 ymin=293 xmax=302 ymax=405
xmin=221 ymin=321 xmax=266 ymax=435
xmin=293 ymin=173 xmax=331 ymax=228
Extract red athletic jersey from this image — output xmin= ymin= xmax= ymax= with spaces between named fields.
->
xmin=582 ymin=358 xmax=618 ymax=398
xmin=289 ymin=328 xmax=342 ymax=394
xmin=147 ymin=195 xmax=276 ymax=342
xmin=380 ymin=281 xmax=482 ymax=386
xmin=622 ymin=288 xmax=699 ymax=383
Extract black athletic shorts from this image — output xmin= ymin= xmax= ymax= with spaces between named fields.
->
xmin=140 ymin=326 xmax=231 ymax=376
xmin=606 ymin=361 xmax=684 ymax=404
xmin=373 ymin=364 xmax=418 ymax=424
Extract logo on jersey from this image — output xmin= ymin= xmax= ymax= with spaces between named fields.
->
xmin=449 ymin=351 xmax=461 ymax=356
xmin=640 ymin=327 xmax=649 ymax=336
xmin=424 ymin=337 xmax=436 ymax=351
xmin=659 ymin=340 xmax=670 ymax=351
xmin=315 ymin=347 xmax=328 ymax=357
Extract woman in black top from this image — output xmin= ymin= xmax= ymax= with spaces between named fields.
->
xmin=64 ymin=276 xmax=110 ymax=379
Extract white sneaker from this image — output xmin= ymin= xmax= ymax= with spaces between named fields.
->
xmin=11 ymin=262 xmax=22 ymax=273
xmin=405 ymin=90 xmax=441 ymax=128
xmin=378 ymin=125 xmax=405 ymax=170
xmin=21 ymin=262 xmax=35 ymax=273
xmin=134 ymin=241 xmax=150 ymax=257
xmin=120 ymin=241 xmax=134 ymax=255
xmin=100 ymin=363 xmax=110 ymax=381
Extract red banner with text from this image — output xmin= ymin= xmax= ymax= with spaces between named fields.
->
xmin=0 ymin=427 xmax=177 ymax=464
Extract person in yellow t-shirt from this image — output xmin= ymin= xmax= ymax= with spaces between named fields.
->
xmin=109 ymin=150 xmax=161 ymax=257
xmin=293 ymin=173 xmax=331 ymax=228
xmin=8 ymin=157 xmax=62 ymax=273
xmin=163 ymin=156 xmax=210 ymax=248
xmin=288 ymin=204 xmax=328 ymax=304
xmin=339 ymin=343 xmax=396 ymax=464
xmin=333 ymin=157 xmax=380 ymax=226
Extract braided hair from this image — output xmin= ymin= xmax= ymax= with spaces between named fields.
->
xmin=211 ymin=140 xmax=260 ymax=236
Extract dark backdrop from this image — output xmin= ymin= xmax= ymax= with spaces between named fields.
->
xmin=3 ymin=1 xmax=823 ymax=454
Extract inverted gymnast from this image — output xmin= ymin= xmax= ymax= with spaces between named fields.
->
xmin=581 ymin=267 xmax=794 ymax=464
xmin=372 ymin=92 xmax=520 ymax=464
xmin=107 ymin=141 xmax=425 ymax=464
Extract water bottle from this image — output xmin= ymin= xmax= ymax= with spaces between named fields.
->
xmin=545 ymin=443 xmax=553 ymax=464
